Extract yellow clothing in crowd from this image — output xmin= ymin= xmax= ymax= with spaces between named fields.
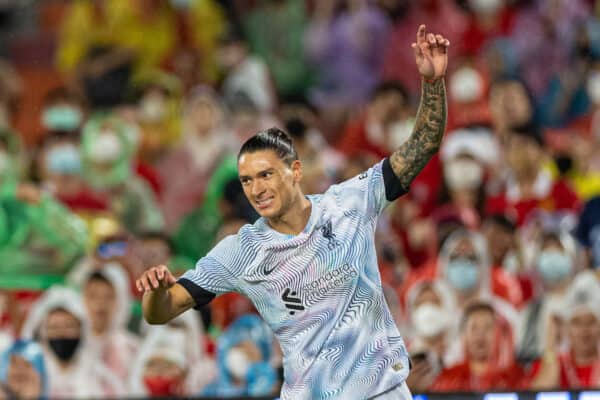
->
xmin=56 ymin=0 xmax=176 ymax=78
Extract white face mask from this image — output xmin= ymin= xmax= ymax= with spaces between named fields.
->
xmin=225 ymin=347 xmax=251 ymax=380
xmin=89 ymin=132 xmax=123 ymax=163
xmin=587 ymin=71 xmax=600 ymax=105
xmin=412 ymin=303 xmax=448 ymax=338
xmin=444 ymin=159 xmax=484 ymax=190
xmin=450 ymin=67 xmax=484 ymax=103
xmin=140 ymin=97 xmax=166 ymax=123
xmin=468 ymin=0 xmax=504 ymax=15
xmin=387 ymin=119 xmax=414 ymax=150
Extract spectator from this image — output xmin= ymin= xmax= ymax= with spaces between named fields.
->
xmin=481 ymin=214 xmax=525 ymax=308
xmin=487 ymin=126 xmax=580 ymax=225
xmin=134 ymin=73 xmax=182 ymax=166
xmin=381 ymin=0 xmax=467 ymax=96
xmin=167 ymin=0 xmax=227 ymax=85
xmin=404 ymin=280 xmax=454 ymax=392
xmin=243 ymin=0 xmax=312 ymax=98
xmin=202 ymin=314 xmax=277 ymax=398
xmin=21 ymin=286 xmax=124 ymax=398
xmin=0 ymin=178 xmax=88 ymax=277
xmin=57 ymin=0 xmax=177 ymax=79
xmin=337 ymin=81 xmax=412 ymax=159
xmin=437 ymin=128 xmax=501 ymax=226
xmin=33 ymin=132 xmax=107 ymax=213
xmin=529 ymin=270 xmax=600 ymax=389
xmin=446 ymin=60 xmax=491 ymax=130
xmin=215 ymin=29 xmax=276 ymax=114
xmin=574 ymin=195 xmax=600 ymax=269
xmin=78 ymin=264 xmax=139 ymax=383
xmin=437 ymin=229 xmax=520 ymax=368
xmin=460 ymin=0 xmax=516 ymax=57
xmin=40 ymin=87 xmax=86 ymax=137
xmin=432 ymin=301 xmax=523 ymax=391
xmin=81 ymin=114 xmax=164 ymax=234
xmin=305 ymin=0 xmax=390 ymax=116
xmin=280 ymin=102 xmax=345 ymax=194
xmin=510 ymin=0 xmax=590 ymax=96
xmin=158 ymin=87 xmax=237 ymax=231
xmin=518 ymin=231 xmax=578 ymax=363
xmin=133 ymin=311 xmax=216 ymax=395
xmin=488 ymin=78 xmax=536 ymax=142
xmin=0 ymin=339 xmax=47 ymax=400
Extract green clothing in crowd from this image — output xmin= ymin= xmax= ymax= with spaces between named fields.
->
xmin=243 ymin=0 xmax=314 ymax=97
xmin=0 ymin=180 xmax=88 ymax=288
xmin=172 ymin=155 xmax=238 ymax=266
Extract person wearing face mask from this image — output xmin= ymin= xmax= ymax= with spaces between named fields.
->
xmin=446 ymin=62 xmax=492 ymax=130
xmin=529 ymin=270 xmax=600 ymax=389
xmin=437 ymin=230 xmax=521 ymax=369
xmin=0 ymin=339 xmax=47 ymax=400
xmin=431 ymin=301 xmax=524 ymax=391
xmin=131 ymin=311 xmax=216 ymax=396
xmin=129 ymin=327 xmax=192 ymax=397
xmin=34 ymin=133 xmax=107 ymax=213
xmin=134 ymin=74 xmax=182 ymax=170
xmin=40 ymin=88 xmax=86 ymax=136
xmin=435 ymin=127 xmax=500 ymax=229
xmin=81 ymin=114 xmax=164 ymax=234
xmin=21 ymin=286 xmax=124 ymax=398
xmin=202 ymin=314 xmax=277 ymax=397
xmin=518 ymin=231 xmax=578 ymax=364
xmin=460 ymin=0 xmax=514 ymax=56
xmin=404 ymin=280 xmax=454 ymax=392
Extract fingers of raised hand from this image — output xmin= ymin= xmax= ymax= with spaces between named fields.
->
xmin=416 ymin=24 xmax=426 ymax=43
xmin=411 ymin=42 xmax=422 ymax=58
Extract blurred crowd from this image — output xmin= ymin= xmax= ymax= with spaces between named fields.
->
xmin=1 ymin=0 xmax=600 ymax=398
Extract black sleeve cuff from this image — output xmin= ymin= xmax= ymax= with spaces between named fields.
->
xmin=178 ymin=278 xmax=216 ymax=309
xmin=382 ymin=158 xmax=409 ymax=201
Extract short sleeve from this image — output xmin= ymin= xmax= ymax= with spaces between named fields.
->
xmin=332 ymin=158 xmax=408 ymax=218
xmin=177 ymin=236 xmax=242 ymax=306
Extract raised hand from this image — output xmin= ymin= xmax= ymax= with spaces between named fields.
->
xmin=136 ymin=264 xmax=177 ymax=293
xmin=412 ymin=24 xmax=450 ymax=80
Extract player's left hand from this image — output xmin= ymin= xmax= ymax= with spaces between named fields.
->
xmin=412 ymin=24 xmax=450 ymax=80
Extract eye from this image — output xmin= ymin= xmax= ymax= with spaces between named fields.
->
xmin=240 ymin=178 xmax=250 ymax=185
xmin=260 ymin=171 xmax=273 ymax=179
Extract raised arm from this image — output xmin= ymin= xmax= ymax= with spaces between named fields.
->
xmin=137 ymin=265 xmax=196 ymax=324
xmin=389 ymin=25 xmax=449 ymax=189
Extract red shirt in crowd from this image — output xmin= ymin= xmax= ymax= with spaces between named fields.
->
xmin=432 ymin=360 xmax=524 ymax=392
xmin=528 ymin=352 xmax=600 ymax=389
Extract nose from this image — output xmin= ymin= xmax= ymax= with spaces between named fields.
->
xmin=251 ymin=180 xmax=266 ymax=198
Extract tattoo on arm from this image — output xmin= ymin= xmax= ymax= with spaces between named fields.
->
xmin=389 ymin=78 xmax=447 ymax=189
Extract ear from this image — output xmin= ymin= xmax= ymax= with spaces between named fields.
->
xmin=291 ymin=160 xmax=303 ymax=183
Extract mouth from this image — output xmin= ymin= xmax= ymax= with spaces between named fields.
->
xmin=255 ymin=197 xmax=274 ymax=210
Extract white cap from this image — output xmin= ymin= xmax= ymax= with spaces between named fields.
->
xmin=441 ymin=127 xmax=500 ymax=166
xmin=561 ymin=270 xmax=600 ymax=321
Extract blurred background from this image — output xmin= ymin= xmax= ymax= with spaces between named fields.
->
xmin=1 ymin=0 xmax=600 ymax=398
